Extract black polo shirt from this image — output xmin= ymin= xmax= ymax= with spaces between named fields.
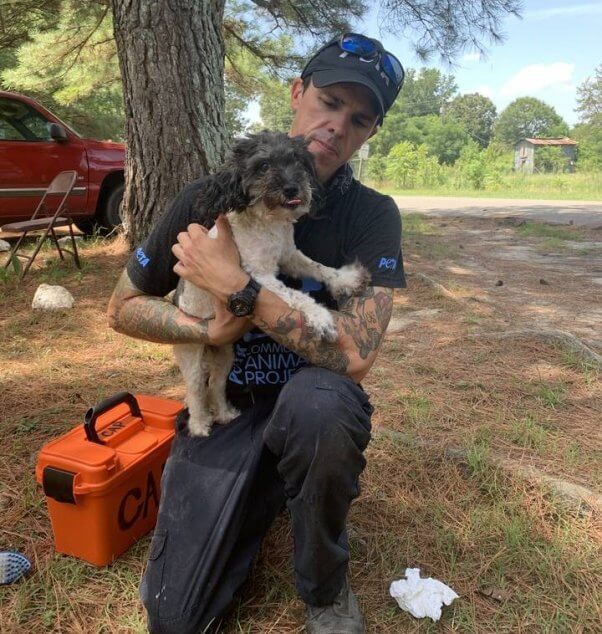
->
xmin=127 ymin=164 xmax=406 ymax=395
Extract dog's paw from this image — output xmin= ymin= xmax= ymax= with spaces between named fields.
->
xmin=214 ymin=404 xmax=240 ymax=425
xmin=304 ymin=307 xmax=338 ymax=342
xmin=328 ymin=261 xmax=371 ymax=299
xmin=187 ymin=416 xmax=212 ymax=437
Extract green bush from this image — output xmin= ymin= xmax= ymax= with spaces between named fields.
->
xmin=384 ymin=141 xmax=443 ymax=189
xmin=455 ymin=141 xmax=487 ymax=189
xmin=385 ymin=141 xmax=417 ymax=188
xmin=535 ymin=146 xmax=570 ymax=173
xmin=366 ymin=155 xmax=388 ymax=183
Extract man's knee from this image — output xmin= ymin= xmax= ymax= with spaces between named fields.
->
xmin=263 ymin=367 xmax=373 ymax=462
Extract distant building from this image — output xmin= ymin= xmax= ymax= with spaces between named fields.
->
xmin=514 ymin=137 xmax=577 ymax=173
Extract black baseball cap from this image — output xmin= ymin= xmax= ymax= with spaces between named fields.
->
xmin=301 ymin=35 xmax=404 ymax=124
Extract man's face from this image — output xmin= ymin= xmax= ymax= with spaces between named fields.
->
xmin=289 ymin=78 xmax=379 ymax=183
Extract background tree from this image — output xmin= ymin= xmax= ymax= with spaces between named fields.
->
xmin=368 ymin=67 xmax=458 ymax=156
xmin=572 ymin=65 xmax=602 ymax=170
xmin=396 ymin=67 xmax=458 ymax=117
xmin=444 ymin=92 xmax=497 ymax=147
xmin=576 ymin=63 xmax=602 ymax=124
xmin=257 ymin=79 xmax=296 ymax=132
xmin=494 ymin=97 xmax=569 ymax=147
xmin=424 ymin=117 xmax=469 ymax=164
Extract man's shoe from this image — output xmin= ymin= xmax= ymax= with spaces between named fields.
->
xmin=305 ymin=577 xmax=365 ymax=633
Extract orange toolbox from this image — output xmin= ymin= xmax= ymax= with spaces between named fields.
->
xmin=36 ymin=392 xmax=183 ymax=566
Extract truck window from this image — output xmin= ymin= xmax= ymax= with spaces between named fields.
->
xmin=0 ymin=97 xmax=52 ymax=141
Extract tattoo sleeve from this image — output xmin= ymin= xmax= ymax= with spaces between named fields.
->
xmin=253 ymin=286 xmax=394 ymax=378
xmin=107 ymin=271 xmax=211 ymax=344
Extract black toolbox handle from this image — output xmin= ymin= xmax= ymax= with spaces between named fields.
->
xmin=84 ymin=391 xmax=142 ymax=445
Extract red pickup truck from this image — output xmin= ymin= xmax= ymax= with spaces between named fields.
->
xmin=0 ymin=91 xmax=125 ymax=234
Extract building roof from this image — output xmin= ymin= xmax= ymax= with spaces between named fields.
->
xmin=522 ymin=137 xmax=578 ymax=146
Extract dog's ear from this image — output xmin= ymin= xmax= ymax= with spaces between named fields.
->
xmin=223 ymin=134 xmax=261 ymax=170
xmin=195 ymin=170 xmax=248 ymax=225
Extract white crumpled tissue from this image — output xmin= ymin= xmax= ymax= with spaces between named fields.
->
xmin=389 ymin=568 xmax=459 ymax=622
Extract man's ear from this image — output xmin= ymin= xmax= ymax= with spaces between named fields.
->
xmin=290 ymin=77 xmax=305 ymax=112
xmin=368 ymin=123 xmax=380 ymax=140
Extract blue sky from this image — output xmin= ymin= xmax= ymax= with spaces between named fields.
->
xmin=357 ymin=0 xmax=602 ymax=126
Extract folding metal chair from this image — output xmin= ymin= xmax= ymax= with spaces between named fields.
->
xmin=1 ymin=170 xmax=81 ymax=280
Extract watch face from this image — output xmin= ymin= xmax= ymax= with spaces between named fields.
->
xmin=227 ymin=282 xmax=258 ymax=316
xmin=230 ymin=297 xmax=251 ymax=316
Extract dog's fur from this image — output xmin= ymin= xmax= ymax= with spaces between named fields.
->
xmin=174 ymin=131 xmax=370 ymax=437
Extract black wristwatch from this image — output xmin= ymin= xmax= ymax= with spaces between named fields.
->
xmin=226 ymin=277 xmax=262 ymax=317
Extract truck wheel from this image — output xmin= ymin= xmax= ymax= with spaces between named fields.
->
xmin=74 ymin=182 xmax=124 ymax=235
xmin=100 ymin=182 xmax=124 ymax=230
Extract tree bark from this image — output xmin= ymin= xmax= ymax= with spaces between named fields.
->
xmin=111 ymin=0 xmax=228 ymax=246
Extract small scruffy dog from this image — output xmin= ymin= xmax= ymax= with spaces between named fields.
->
xmin=174 ymin=131 xmax=369 ymax=437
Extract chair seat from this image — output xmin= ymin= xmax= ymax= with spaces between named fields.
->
xmin=1 ymin=217 xmax=71 ymax=232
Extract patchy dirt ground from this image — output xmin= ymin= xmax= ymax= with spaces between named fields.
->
xmin=0 ymin=215 xmax=600 ymax=633
xmin=404 ymin=215 xmax=602 ymax=339
xmin=371 ymin=215 xmax=602 ymax=489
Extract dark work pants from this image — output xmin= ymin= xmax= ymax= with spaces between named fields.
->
xmin=140 ymin=367 xmax=373 ymax=633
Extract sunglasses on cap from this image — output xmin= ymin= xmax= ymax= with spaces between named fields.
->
xmin=338 ymin=34 xmax=405 ymax=90
xmin=311 ymin=33 xmax=405 ymax=93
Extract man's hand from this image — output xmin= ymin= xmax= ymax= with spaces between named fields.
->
xmin=171 ymin=216 xmax=249 ymax=301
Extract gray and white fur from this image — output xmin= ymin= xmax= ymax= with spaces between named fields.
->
xmin=174 ymin=131 xmax=369 ymax=437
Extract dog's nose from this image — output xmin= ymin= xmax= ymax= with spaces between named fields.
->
xmin=283 ymin=185 xmax=299 ymax=199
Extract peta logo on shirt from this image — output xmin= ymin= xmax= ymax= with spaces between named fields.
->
xmin=136 ymin=247 xmax=150 ymax=267
xmin=378 ymin=257 xmax=397 ymax=271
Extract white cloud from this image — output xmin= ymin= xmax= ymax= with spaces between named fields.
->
xmin=462 ymin=52 xmax=481 ymax=62
xmin=500 ymin=63 xmax=575 ymax=98
xmin=525 ymin=3 xmax=602 ymax=21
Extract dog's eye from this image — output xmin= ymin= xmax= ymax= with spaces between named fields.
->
xmin=258 ymin=161 xmax=269 ymax=173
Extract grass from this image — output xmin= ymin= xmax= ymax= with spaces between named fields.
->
xmin=396 ymin=391 xmax=432 ymax=425
xmin=401 ymin=212 xmax=437 ymax=236
xmin=516 ymin=221 xmax=583 ymax=241
xmin=1 ymin=225 xmax=601 ymax=632
xmin=510 ymin=415 xmax=549 ymax=451
xmin=369 ymin=171 xmax=602 ymax=201
xmin=536 ymin=383 xmax=567 ymax=409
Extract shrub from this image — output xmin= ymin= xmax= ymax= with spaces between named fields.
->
xmin=366 ymin=155 xmax=388 ymax=183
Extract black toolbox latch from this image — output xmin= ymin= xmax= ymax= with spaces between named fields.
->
xmin=43 ymin=467 xmax=76 ymax=504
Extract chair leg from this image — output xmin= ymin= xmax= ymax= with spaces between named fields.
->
xmin=50 ymin=227 xmax=65 ymax=261
xmin=3 ymin=231 xmax=29 ymax=270
xmin=68 ymin=223 xmax=81 ymax=269
xmin=21 ymin=227 xmax=52 ymax=279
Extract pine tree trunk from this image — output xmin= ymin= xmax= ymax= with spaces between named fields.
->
xmin=110 ymin=0 xmax=228 ymax=247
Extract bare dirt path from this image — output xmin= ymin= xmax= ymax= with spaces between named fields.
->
xmin=393 ymin=195 xmax=602 ymax=227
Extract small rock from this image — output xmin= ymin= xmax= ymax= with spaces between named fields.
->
xmin=57 ymin=236 xmax=83 ymax=246
xmin=0 ymin=238 xmax=11 ymax=252
xmin=569 ymin=220 xmax=574 ymax=225
xmin=32 ymin=284 xmax=75 ymax=310
xmin=459 ymin=245 xmax=464 ymax=249
xmin=539 ymin=278 xmax=549 ymax=285
xmin=494 ymin=280 xmax=504 ymax=287
xmin=478 ymin=585 xmax=511 ymax=602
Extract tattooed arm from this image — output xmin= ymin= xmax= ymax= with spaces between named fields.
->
xmin=251 ymin=285 xmax=394 ymax=383
xmin=107 ymin=270 xmax=251 ymax=345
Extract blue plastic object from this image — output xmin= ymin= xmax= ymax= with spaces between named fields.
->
xmin=0 ymin=552 xmax=31 ymax=584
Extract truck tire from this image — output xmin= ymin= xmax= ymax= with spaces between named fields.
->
xmin=74 ymin=182 xmax=124 ymax=236
xmin=99 ymin=182 xmax=124 ymax=231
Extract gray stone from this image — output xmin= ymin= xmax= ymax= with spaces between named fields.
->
xmin=32 ymin=284 xmax=75 ymax=310
xmin=0 ymin=239 xmax=10 ymax=252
